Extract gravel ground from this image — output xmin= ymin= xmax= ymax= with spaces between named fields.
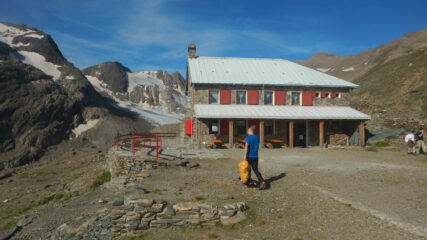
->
xmin=4 ymin=145 xmax=427 ymax=240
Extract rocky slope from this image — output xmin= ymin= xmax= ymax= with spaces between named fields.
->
xmin=82 ymin=62 xmax=187 ymax=125
xmin=0 ymin=22 xmax=152 ymax=170
xmin=296 ymin=27 xmax=427 ymax=131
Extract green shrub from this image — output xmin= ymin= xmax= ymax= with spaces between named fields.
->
xmin=60 ymin=191 xmax=80 ymax=202
xmin=375 ymin=141 xmax=389 ymax=147
xmin=90 ymin=171 xmax=111 ymax=189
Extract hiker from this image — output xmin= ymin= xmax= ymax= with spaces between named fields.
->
xmin=244 ymin=127 xmax=267 ymax=190
xmin=404 ymin=130 xmax=416 ymax=154
xmin=415 ymin=127 xmax=426 ymax=155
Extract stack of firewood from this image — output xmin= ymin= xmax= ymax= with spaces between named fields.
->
xmin=329 ymin=134 xmax=348 ymax=145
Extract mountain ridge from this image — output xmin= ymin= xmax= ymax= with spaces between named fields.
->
xmin=296 ymin=27 xmax=427 ymax=131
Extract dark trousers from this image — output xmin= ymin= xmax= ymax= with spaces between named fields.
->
xmin=247 ymin=157 xmax=264 ymax=183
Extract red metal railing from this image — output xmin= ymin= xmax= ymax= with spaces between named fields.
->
xmin=113 ymin=133 xmax=176 ymax=160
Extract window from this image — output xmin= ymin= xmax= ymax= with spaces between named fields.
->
xmin=291 ymin=92 xmax=300 ymax=105
xmin=209 ymin=120 xmax=219 ymax=134
xmin=236 ymin=120 xmax=246 ymax=135
xmin=315 ymin=92 xmax=320 ymax=98
xmin=209 ymin=91 xmax=218 ymax=104
xmin=265 ymin=121 xmax=273 ymax=135
xmin=236 ymin=91 xmax=246 ymax=104
xmin=264 ymin=91 xmax=273 ymax=105
xmin=325 ymin=92 xmax=330 ymax=98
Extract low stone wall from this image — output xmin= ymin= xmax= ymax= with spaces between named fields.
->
xmin=108 ymin=153 xmax=198 ymax=179
xmin=110 ymin=194 xmax=246 ymax=237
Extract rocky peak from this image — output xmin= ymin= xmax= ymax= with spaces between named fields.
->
xmin=82 ymin=61 xmax=131 ymax=93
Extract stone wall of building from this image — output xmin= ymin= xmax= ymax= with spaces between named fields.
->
xmin=192 ymin=84 xmax=351 ymax=106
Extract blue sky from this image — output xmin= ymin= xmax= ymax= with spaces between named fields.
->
xmin=1 ymin=0 xmax=426 ymax=74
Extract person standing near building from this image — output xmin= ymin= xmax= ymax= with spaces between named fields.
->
xmin=244 ymin=127 xmax=267 ymax=190
xmin=415 ymin=127 xmax=426 ymax=155
xmin=405 ymin=130 xmax=416 ymax=154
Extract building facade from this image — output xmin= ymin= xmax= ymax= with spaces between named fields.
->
xmin=184 ymin=43 xmax=370 ymax=148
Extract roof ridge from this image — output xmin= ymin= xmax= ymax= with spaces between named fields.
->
xmin=190 ymin=56 xmax=291 ymax=62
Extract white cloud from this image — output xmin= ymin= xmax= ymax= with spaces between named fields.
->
xmin=116 ymin=0 xmax=319 ymax=61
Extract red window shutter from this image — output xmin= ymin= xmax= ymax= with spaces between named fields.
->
xmin=220 ymin=120 xmax=229 ymax=135
xmin=185 ymin=120 xmax=193 ymax=135
xmin=274 ymin=91 xmax=286 ymax=105
xmin=321 ymin=92 xmax=328 ymax=98
xmin=247 ymin=90 xmax=258 ymax=105
xmin=331 ymin=92 xmax=337 ymax=98
xmin=248 ymin=120 xmax=259 ymax=135
xmin=302 ymin=92 xmax=313 ymax=106
xmin=219 ymin=90 xmax=231 ymax=104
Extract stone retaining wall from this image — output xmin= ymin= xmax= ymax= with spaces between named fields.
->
xmin=108 ymin=153 xmax=198 ymax=179
xmin=110 ymin=196 xmax=246 ymax=237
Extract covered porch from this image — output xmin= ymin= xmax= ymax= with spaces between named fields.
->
xmin=193 ymin=104 xmax=370 ymax=148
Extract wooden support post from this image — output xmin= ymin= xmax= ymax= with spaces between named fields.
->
xmin=289 ymin=121 xmax=294 ymax=148
xmin=229 ymin=120 xmax=234 ymax=148
xmin=358 ymin=120 xmax=365 ymax=146
xmin=156 ymin=135 xmax=159 ymax=160
xmin=259 ymin=120 xmax=265 ymax=148
xmin=319 ymin=120 xmax=325 ymax=147
xmin=197 ymin=119 xmax=202 ymax=145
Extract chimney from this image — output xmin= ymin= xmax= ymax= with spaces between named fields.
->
xmin=188 ymin=43 xmax=196 ymax=58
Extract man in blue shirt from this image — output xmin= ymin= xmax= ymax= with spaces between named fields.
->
xmin=244 ymin=127 xmax=267 ymax=190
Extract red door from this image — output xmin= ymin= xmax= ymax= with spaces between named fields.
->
xmin=184 ymin=120 xmax=193 ymax=135
xmin=247 ymin=90 xmax=259 ymax=105
xmin=219 ymin=90 xmax=231 ymax=104
xmin=247 ymin=120 xmax=259 ymax=135
xmin=220 ymin=120 xmax=229 ymax=135
xmin=274 ymin=91 xmax=286 ymax=105
xmin=302 ymin=92 xmax=313 ymax=106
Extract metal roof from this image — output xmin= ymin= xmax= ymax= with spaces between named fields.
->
xmin=194 ymin=104 xmax=370 ymax=120
xmin=188 ymin=56 xmax=358 ymax=88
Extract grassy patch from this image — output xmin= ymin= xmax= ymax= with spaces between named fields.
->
xmin=208 ymin=232 xmax=219 ymax=239
xmin=375 ymin=141 xmax=390 ymax=147
xmin=37 ymin=195 xmax=55 ymax=205
xmin=59 ymin=191 xmax=80 ymax=202
xmin=35 ymin=171 xmax=56 ymax=177
xmin=19 ymin=173 xmax=29 ymax=178
xmin=54 ymin=193 xmax=65 ymax=201
xmin=89 ymin=171 xmax=111 ymax=190
xmin=194 ymin=195 xmax=205 ymax=201
xmin=1 ymin=220 xmax=16 ymax=230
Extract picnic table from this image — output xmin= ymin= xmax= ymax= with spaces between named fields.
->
xmin=266 ymin=139 xmax=284 ymax=148
xmin=210 ymin=139 xmax=226 ymax=149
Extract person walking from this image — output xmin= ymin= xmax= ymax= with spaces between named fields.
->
xmin=244 ymin=127 xmax=267 ymax=190
xmin=415 ymin=127 xmax=426 ymax=155
xmin=405 ymin=130 xmax=416 ymax=154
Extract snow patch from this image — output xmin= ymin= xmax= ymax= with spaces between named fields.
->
xmin=65 ymin=75 xmax=75 ymax=80
xmin=342 ymin=67 xmax=355 ymax=72
xmin=408 ymin=63 xmax=413 ymax=67
xmin=24 ymin=33 xmax=44 ymax=39
xmin=18 ymin=51 xmax=61 ymax=80
xmin=0 ymin=23 xmax=42 ymax=47
xmin=317 ymin=68 xmax=330 ymax=73
xmin=72 ymin=119 xmax=100 ymax=138
xmin=127 ymin=72 xmax=164 ymax=93
xmin=85 ymin=75 xmax=182 ymax=125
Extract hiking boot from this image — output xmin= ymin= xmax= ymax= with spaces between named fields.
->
xmin=259 ymin=181 xmax=267 ymax=190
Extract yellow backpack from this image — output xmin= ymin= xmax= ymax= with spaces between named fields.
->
xmin=238 ymin=160 xmax=250 ymax=184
